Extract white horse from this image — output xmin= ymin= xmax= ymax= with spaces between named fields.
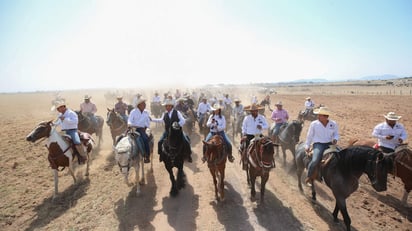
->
xmin=114 ymin=132 xmax=147 ymax=195
xmin=26 ymin=121 xmax=93 ymax=200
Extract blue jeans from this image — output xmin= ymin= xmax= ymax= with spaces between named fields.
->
xmin=135 ymin=128 xmax=150 ymax=158
xmin=307 ymin=142 xmax=331 ymax=178
xmin=273 ymin=122 xmax=286 ymax=136
xmin=64 ymin=129 xmax=81 ymax=145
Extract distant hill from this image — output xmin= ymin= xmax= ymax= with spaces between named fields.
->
xmin=358 ymin=74 xmax=399 ymax=81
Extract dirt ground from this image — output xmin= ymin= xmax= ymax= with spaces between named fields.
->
xmin=0 ymin=84 xmax=411 ymax=231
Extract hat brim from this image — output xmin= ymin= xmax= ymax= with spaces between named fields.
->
xmin=384 ymin=115 xmax=401 ymax=120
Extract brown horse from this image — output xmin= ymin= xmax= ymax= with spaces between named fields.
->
xmin=106 ymin=108 xmax=128 ymax=145
xmin=245 ymin=136 xmax=276 ymax=202
xmin=202 ymin=135 xmax=227 ymax=201
xmin=26 ymin=121 xmax=94 ymax=199
xmin=349 ymin=138 xmax=411 ymax=204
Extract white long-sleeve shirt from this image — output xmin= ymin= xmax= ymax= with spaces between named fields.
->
xmin=372 ymin=122 xmax=408 ymax=150
xmin=207 ymin=114 xmax=226 ymax=132
xmin=128 ymin=108 xmax=151 ymax=128
xmin=197 ymin=102 xmax=212 ymax=116
xmin=57 ymin=109 xmax=78 ymax=130
xmin=305 ymin=120 xmax=339 ymax=149
xmin=242 ymin=114 xmax=268 ymax=136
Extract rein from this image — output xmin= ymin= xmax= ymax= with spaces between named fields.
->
xmin=249 ymin=138 xmax=274 ymax=170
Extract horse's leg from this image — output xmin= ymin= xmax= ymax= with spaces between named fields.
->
xmin=85 ymin=152 xmax=90 ymax=177
xmin=68 ymin=157 xmax=77 ymax=182
xmin=246 ymin=165 xmax=251 ymax=186
xmin=166 ymin=165 xmax=178 ymax=197
xmin=281 ymin=146 xmax=287 ymax=166
xmin=250 ymin=174 xmax=256 ymax=199
xmin=135 ymin=160 xmax=141 ymax=195
xmin=335 ymin=198 xmax=351 ymax=231
xmin=219 ymin=167 xmax=225 ymax=201
xmin=53 ymin=169 xmax=59 ymax=200
xmin=177 ymin=164 xmax=186 ymax=190
xmin=260 ymin=173 xmax=269 ymax=203
xmin=139 ymin=156 xmax=145 ymax=185
xmin=311 ymin=183 xmax=316 ymax=201
xmin=210 ymin=168 xmax=219 ymax=200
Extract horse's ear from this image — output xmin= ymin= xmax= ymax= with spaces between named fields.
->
xmin=107 ymin=108 xmax=110 ymax=111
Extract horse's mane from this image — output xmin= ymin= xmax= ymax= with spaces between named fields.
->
xmin=334 ymin=145 xmax=380 ymax=173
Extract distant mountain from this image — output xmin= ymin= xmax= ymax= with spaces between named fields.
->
xmin=290 ymin=78 xmax=328 ymax=83
xmin=359 ymin=74 xmax=398 ymax=81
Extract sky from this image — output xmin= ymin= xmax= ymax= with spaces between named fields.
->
xmin=0 ymin=0 xmax=411 ymax=93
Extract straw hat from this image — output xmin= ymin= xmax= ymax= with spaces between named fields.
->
xmin=176 ymin=97 xmax=187 ymax=103
xmin=116 ymin=95 xmax=123 ymax=99
xmin=244 ymin=104 xmax=264 ymax=111
xmin=212 ymin=104 xmax=224 ymax=111
xmin=305 ymin=97 xmax=311 ymax=100
xmin=384 ymin=112 xmax=401 ymax=121
xmin=275 ymin=101 xmax=283 ymax=106
xmin=56 ymin=101 xmax=66 ymax=109
xmin=234 ymin=98 xmax=241 ymax=102
xmin=136 ymin=98 xmax=146 ymax=105
xmin=313 ymin=107 xmax=331 ymax=116
xmin=84 ymin=95 xmax=91 ymax=100
xmin=162 ymin=99 xmax=175 ymax=106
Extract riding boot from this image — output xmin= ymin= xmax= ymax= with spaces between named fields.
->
xmin=75 ymin=144 xmax=88 ymax=164
xmin=227 ymin=145 xmax=234 ymax=163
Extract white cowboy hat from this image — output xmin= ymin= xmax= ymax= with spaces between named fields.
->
xmin=275 ymin=101 xmax=283 ymax=106
xmin=384 ymin=112 xmax=401 ymax=120
xmin=56 ymin=101 xmax=66 ymax=109
xmin=212 ymin=104 xmax=224 ymax=111
xmin=136 ymin=98 xmax=146 ymax=105
xmin=313 ymin=107 xmax=331 ymax=116
xmin=305 ymin=97 xmax=311 ymax=100
xmin=234 ymin=98 xmax=241 ymax=102
xmin=162 ymin=99 xmax=175 ymax=106
xmin=244 ymin=104 xmax=264 ymax=111
xmin=116 ymin=95 xmax=123 ymax=99
xmin=84 ymin=95 xmax=91 ymax=100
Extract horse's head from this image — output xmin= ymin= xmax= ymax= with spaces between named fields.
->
xmin=106 ymin=108 xmax=121 ymax=126
xmin=290 ymin=120 xmax=303 ymax=144
xmin=114 ymin=135 xmax=132 ymax=175
xmin=365 ymin=148 xmax=389 ymax=192
xmin=26 ymin=121 xmax=53 ymax=142
xmin=202 ymin=135 xmax=224 ymax=163
xmin=255 ymin=136 xmax=276 ymax=170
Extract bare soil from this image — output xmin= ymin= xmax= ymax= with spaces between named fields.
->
xmin=1 ymin=85 xmax=411 ymax=231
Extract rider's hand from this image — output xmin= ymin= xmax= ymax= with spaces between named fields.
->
xmin=386 ymin=135 xmax=394 ymax=140
xmin=332 ymin=139 xmax=337 ymax=145
xmin=398 ymin=138 xmax=403 ymax=143
xmin=257 ymin=125 xmax=262 ymax=130
xmin=241 ymin=136 xmax=247 ymax=142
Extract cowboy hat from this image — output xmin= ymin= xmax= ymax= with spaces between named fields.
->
xmin=305 ymin=97 xmax=311 ymax=100
xmin=275 ymin=101 xmax=283 ymax=106
xmin=116 ymin=95 xmax=123 ymax=99
xmin=136 ymin=98 xmax=146 ymax=105
xmin=244 ymin=104 xmax=264 ymax=111
xmin=56 ymin=101 xmax=66 ymax=109
xmin=384 ymin=112 xmax=401 ymax=120
xmin=212 ymin=104 xmax=224 ymax=111
xmin=162 ymin=99 xmax=175 ymax=106
xmin=176 ymin=97 xmax=187 ymax=103
xmin=234 ymin=98 xmax=241 ymax=102
xmin=84 ymin=95 xmax=91 ymax=100
xmin=313 ymin=107 xmax=331 ymax=116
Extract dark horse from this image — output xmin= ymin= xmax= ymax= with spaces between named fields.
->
xmin=245 ymin=136 xmax=276 ymax=202
xmin=26 ymin=121 xmax=94 ymax=199
xmin=202 ymin=135 xmax=227 ymax=201
xmin=106 ymin=108 xmax=128 ymax=145
xmin=295 ymin=143 xmax=390 ymax=231
xmin=150 ymin=102 xmax=162 ymax=118
xmin=160 ymin=121 xmax=191 ymax=197
xmin=348 ymin=138 xmax=412 ymax=204
xmin=76 ymin=111 xmax=104 ymax=145
xmin=270 ymin=120 xmax=303 ymax=167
